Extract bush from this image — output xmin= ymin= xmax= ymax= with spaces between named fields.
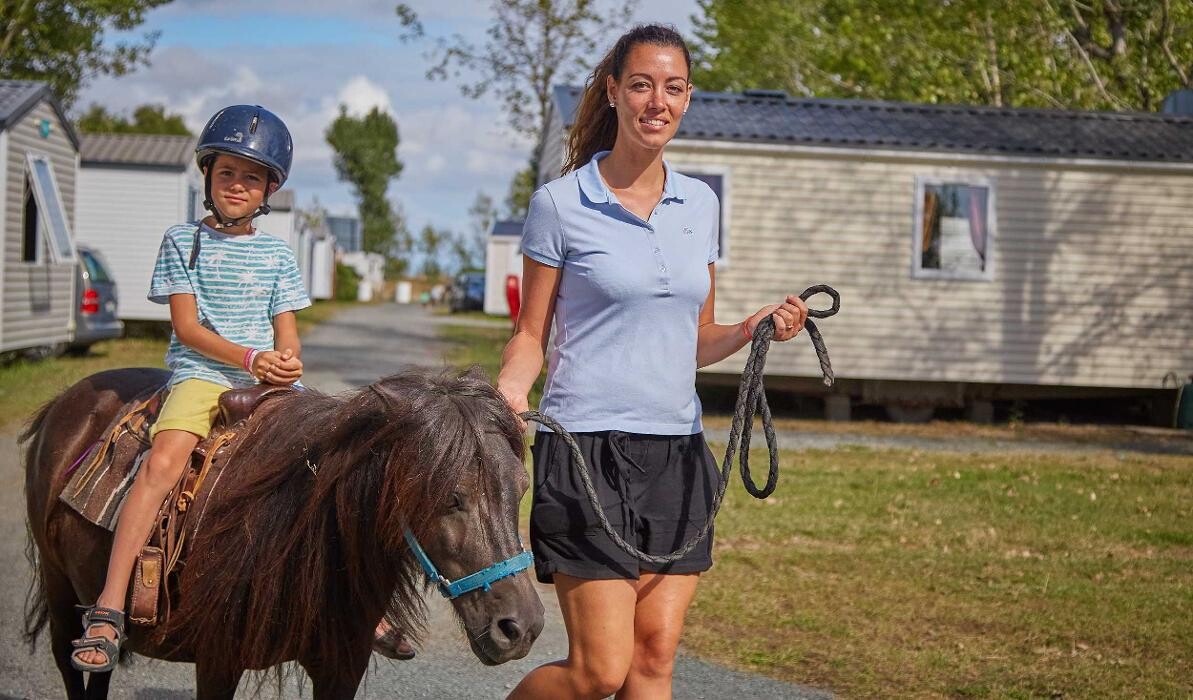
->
xmin=334 ymin=262 xmax=361 ymax=301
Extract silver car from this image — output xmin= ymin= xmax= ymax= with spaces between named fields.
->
xmin=71 ymin=246 xmax=124 ymax=353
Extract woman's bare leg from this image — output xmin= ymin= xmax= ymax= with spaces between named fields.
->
xmin=616 ymin=573 xmax=701 ymax=700
xmin=73 ymin=429 xmax=199 ymax=666
xmin=507 ymin=574 xmax=638 ymax=699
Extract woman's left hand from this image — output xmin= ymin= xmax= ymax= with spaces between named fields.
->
xmin=745 ymin=295 xmax=809 ymax=342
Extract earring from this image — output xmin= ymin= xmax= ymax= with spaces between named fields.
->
xmin=609 ymin=102 xmax=615 ymax=108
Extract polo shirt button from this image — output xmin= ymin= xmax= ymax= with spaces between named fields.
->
xmin=659 ymin=265 xmax=666 ymax=272
xmin=654 ymin=248 xmax=660 ymax=254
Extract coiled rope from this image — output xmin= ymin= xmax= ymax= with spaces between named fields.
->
xmin=520 ymin=284 xmax=840 ymax=564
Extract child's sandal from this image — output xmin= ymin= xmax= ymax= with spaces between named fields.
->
xmin=69 ymin=605 xmax=126 ymax=673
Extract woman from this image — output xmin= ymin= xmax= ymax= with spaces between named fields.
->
xmin=498 ymin=24 xmax=809 ymax=700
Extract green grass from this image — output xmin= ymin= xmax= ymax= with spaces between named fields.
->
xmin=439 ymin=320 xmax=1193 ymax=698
xmin=440 ymin=323 xmax=545 ymax=410
xmin=0 ymin=338 xmax=168 ymax=429
xmin=0 ymin=299 xmax=354 ymax=430
xmin=685 ymin=446 xmax=1193 ymax=699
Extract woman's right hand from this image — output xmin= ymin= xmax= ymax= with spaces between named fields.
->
xmin=498 ymin=385 xmax=530 ymax=430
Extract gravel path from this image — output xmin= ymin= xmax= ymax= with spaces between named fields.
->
xmin=1 ymin=303 xmax=831 ymax=699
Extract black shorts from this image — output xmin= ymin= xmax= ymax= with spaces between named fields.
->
xmin=529 ymin=430 xmax=720 ymax=583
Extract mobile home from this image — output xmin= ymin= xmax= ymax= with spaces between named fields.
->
xmin=76 ymin=133 xmax=201 ymax=321
xmin=0 ymin=81 xmax=80 ymax=355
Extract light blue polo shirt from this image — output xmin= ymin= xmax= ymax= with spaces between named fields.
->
xmin=522 ymin=151 xmax=720 ymax=434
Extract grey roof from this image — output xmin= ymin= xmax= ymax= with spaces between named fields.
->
xmin=490 ymin=220 xmax=524 ymax=236
xmin=553 ymin=85 xmax=1193 ymax=163
xmin=80 ymin=133 xmax=197 ymax=169
xmin=0 ymin=80 xmax=80 ymax=149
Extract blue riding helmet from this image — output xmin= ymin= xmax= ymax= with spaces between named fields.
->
xmin=195 ymin=105 xmax=292 ymax=187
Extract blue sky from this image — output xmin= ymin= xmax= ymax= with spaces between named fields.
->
xmin=82 ymin=0 xmax=699 ymax=237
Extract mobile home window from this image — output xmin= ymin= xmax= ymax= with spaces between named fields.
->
xmin=913 ymin=178 xmax=994 ymax=281
xmin=22 ymin=183 xmax=38 ymax=262
xmin=676 ymin=167 xmax=729 ymax=265
xmin=25 ymin=153 xmax=77 ymax=264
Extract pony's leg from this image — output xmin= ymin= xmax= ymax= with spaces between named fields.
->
xmin=43 ymin=562 xmax=87 ymax=700
xmin=304 ymin=649 xmax=370 ymax=700
xmin=194 ymin=660 xmax=243 ymax=700
xmin=83 ymin=670 xmax=112 ymax=700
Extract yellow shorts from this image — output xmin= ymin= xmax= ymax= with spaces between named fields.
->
xmin=149 ymin=379 xmax=228 ymax=440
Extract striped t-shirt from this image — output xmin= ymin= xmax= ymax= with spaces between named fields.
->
xmin=149 ymin=222 xmax=311 ymax=389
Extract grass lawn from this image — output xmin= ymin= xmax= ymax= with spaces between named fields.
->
xmin=441 ymin=321 xmax=1193 ymax=699
xmin=687 ymin=445 xmax=1193 ymax=699
xmin=0 ymin=300 xmax=353 ymax=430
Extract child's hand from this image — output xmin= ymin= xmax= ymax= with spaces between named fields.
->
xmin=252 ymin=349 xmax=303 ymax=385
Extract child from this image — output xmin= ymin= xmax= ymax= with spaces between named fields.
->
xmin=71 ymin=105 xmax=311 ymax=672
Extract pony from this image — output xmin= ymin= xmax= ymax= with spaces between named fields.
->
xmin=23 ymin=366 xmax=544 ymax=699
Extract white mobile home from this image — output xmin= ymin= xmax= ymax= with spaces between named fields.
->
xmin=484 ymin=220 xmax=523 ymax=315
xmin=77 ymin=133 xmax=201 ymax=321
xmin=540 ymin=87 xmax=1193 ymax=420
xmin=0 ymin=81 xmax=80 ymax=355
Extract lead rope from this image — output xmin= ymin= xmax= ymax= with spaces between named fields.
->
xmin=521 ymin=284 xmax=840 ymax=564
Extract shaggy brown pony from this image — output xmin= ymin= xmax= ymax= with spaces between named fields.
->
xmin=24 ymin=366 xmax=543 ymax=699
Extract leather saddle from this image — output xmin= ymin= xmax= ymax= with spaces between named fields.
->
xmin=61 ymin=382 xmax=295 ymax=626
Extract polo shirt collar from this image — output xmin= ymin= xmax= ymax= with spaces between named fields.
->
xmin=578 ymin=150 xmax=685 ymax=205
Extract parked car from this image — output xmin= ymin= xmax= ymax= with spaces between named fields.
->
xmin=71 ymin=246 xmax=124 ymax=353
xmin=448 ymin=271 xmax=486 ymax=312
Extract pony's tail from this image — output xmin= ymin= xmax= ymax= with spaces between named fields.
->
xmin=20 ymin=399 xmax=55 ymax=650
xmin=23 ymin=526 xmax=48 ymax=650
xmin=19 ymin=398 xmax=54 ymax=448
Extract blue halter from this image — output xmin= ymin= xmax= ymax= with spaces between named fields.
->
xmin=404 ymin=530 xmax=534 ymax=599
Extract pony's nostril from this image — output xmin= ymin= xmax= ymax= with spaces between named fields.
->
xmin=497 ymin=618 xmax=522 ymax=644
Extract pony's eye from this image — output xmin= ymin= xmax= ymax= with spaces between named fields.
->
xmin=449 ymin=492 xmax=467 ymax=512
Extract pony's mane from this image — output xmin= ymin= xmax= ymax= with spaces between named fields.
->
xmin=167 ymin=366 xmax=523 ymax=681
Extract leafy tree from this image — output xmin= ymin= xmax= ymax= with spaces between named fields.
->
xmin=334 ymin=262 xmax=362 ymax=301
xmin=416 ymin=224 xmax=448 ymax=279
xmin=448 ymin=192 xmax=496 ymax=274
xmin=385 ymin=203 xmax=414 ymax=279
xmin=1 ymin=0 xmax=172 ymax=107
xmin=395 ymin=0 xmax=636 ymax=201
xmin=77 ymin=103 xmax=191 ymax=135
xmin=690 ymin=0 xmax=1193 ymax=111
xmin=505 ymin=163 xmax=536 ymax=220
xmin=325 ymin=106 xmax=404 ymax=261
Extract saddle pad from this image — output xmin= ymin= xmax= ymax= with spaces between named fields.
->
xmin=61 ymin=387 xmax=166 ymax=531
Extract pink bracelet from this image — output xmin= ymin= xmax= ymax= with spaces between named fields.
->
xmin=243 ymin=348 xmax=258 ymax=373
xmin=740 ymin=320 xmax=752 ymax=341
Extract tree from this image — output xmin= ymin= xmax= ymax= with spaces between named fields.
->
xmin=416 ymin=224 xmax=448 ymax=279
xmin=77 ymin=103 xmax=191 ymax=135
xmin=395 ymin=0 xmax=636 ymax=207
xmin=325 ymin=106 xmax=404 ymax=260
xmin=505 ymin=164 xmax=536 ymax=220
xmin=1 ymin=0 xmax=172 ymax=107
xmin=448 ymin=192 xmax=496 ymax=274
xmin=690 ymin=0 xmax=1193 ymax=111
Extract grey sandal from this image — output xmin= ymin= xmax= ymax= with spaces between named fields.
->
xmin=69 ymin=606 xmax=125 ymax=673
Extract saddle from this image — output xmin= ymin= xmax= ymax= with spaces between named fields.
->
xmin=61 ymin=382 xmax=295 ymax=626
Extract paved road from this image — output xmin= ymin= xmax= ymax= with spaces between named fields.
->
xmin=1 ymin=303 xmax=831 ymax=699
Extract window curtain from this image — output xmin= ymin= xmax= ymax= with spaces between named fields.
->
xmin=968 ymin=186 xmax=988 ymax=264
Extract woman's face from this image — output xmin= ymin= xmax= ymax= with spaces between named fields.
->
xmin=606 ymin=43 xmax=692 ymax=153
